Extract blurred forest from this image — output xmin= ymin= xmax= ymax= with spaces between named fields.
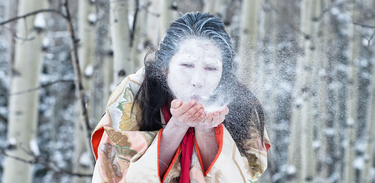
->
xmin=0 ymin=0 xmax=374 ymax=182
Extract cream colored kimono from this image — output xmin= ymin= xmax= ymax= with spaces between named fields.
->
xmin=91 ymin=68 xmax=271 ymax=183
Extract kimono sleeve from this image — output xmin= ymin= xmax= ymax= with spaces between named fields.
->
xmin=91 ymin=68 xmax=165 ymax=182
xmin=195 ymin=124 xmax=271 ymax=182
xmin=91 ymin=114 xmax=162 ymax=183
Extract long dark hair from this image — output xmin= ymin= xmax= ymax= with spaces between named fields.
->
xmin=133 ymin=12 xmax=265 ymax=153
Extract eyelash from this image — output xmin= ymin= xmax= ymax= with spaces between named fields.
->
xmin=181 ymin=63 xmax=194 ymax=68
xmin=180 ymin=64 xmax=217 ymax=71
xmin=205 ymin=67 xmax=217 ymax=71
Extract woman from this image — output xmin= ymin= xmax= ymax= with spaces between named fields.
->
xmin=91 ymin=12 xmax=270 ymax=183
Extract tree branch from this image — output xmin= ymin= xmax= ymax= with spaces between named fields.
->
xmin=364 ymin=31 xmax=375 ymax=47
xmin=63 ymin=0 xmax=94 ymax=162
xmin=143 ymin=2 xmax=160 ymax=17
xmin=0 ymin=147 xmax=92 ymax=177
xmin=0 ymin=9 xmax=67 ymax=26
xmin=8 ymin=79 xmax=74 ymax=96
xmin=353 ymin=22 xmax=375 ymax=29
xmin=0 ymin=26 xmax=35 ymax=41
xmin=312 ymin=1 xmax=352 ymax=22
xmin=353 ymin=22 xmax=375 ymax=46
xmin=130 ymin=0 xmax=140 ymax=47
xmin=0 ymin=113 xmax=7 ymax=124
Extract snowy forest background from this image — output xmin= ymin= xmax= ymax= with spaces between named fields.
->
xmin=0 ymin=0 xmax=374 ymax=182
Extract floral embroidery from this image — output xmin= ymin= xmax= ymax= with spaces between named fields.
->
xmin=246 ymin=153 xmax=264 ymax=177
xmin=99 ymin=143 xmax=122 ymax=178
xmin=117 ymin=87 xmax=140 ymax=131
xmin=248 ymin=174 xmax=261 ymax=183
xmin=115 ymin=144 xmax=138 ymax=159
xmin=106 ymin=128 xmax=132 ymax=147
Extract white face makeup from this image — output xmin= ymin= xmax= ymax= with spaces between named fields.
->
xmin=167 ymin=38 xmax=223 ymax=103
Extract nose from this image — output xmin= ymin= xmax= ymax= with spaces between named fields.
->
xmin=191 ymin=71 xmax=204 ymax=88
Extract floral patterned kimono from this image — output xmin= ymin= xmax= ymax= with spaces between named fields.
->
xmin=91 ymin=68 xmax=271 ymax=183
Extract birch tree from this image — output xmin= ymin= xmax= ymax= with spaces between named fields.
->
xmin=130 ymin=0 xmax=148 ymax=71
xmin=213 ymin=0 xmax=231 ymax=20
xmin=362 ymin=41 xmax=375 ymax=182
xmin=301 ymin=1 xmax=321 ymax=182
xmin=317 ymin=0 xmax=335 ymax=181
xmin=93 ymin=0 xmax=113 ymax=119
xmin=73 ymin=0 xmax=95 ymax=182
xmin=203 ymin=0 xmax=216 ymax=13
xmin=343 ymin=1 xmax=360 ymax=182
xmin=260 ymin=0 xmax=278 ymax=176
xmin=361 ymin=2 xmax=375 ymax=183
xmin=288 ymin=0 xmax=320 ymax=182
xmin=203 ymin=0 xmax=233 ymax=36
xmin=330 ymin=4 xmax=347 ymax=181
xmin=3 ymin=0 xmax=46 ymax=182
xmin=159 ymin=0 xmax=177 ymax=39
xmin=238 ymin=0 xmax=259 ymax=88
xmin=110 ymin=0 xmax=133 ymax=85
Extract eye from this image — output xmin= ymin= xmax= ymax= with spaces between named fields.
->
xmin=205 ymin=67 xmax=217 ymax=71
xmin=180 ymin=63 xmax=194 ymax=68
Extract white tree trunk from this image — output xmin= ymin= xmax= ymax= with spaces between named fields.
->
xmin=95 ymin=0 xmax=113 ymax=114
xmin=203 ymin=0 xmax=231 ymax=34
xmin=146 ymin=0 xmax=161 ymax=46
xmin=300 ymin=0 xmax=320 ymax=182
xmin=288 ymin=0 xmax=319 ymax=182
xmin=110 ymin=0 xmax=133 ymax=84
xmin=317 ymin=0 xmax=333 ymax=181
xmin=362 ymin=3 xmax=375 ymax=182
xmin=238 ymin=0 xmax=259 ymax=88
xmin=73 ymin=1 xmax=95 ymax=182
xmin=258 ymin=1 xmax=278 ymax=180
xmin=213 ymin=0 xmax=230 ymax=19
xmin=256 ymin=2 xmax=266 ymax=101
xmin=131 ymin=0 xmax=148 ymax=71
xmin=3 ymin=0 xmax=46 ymax=182
xmin=214 ymin=0 xmax=232 ymax=39
xmin=203 ymin=0 xmax=215 ymax=13
xmin=159 ymin=0 xmax=177 ymax=39
xmin=287 ymin=0 xmax=308 ymax=181
xmin=362 ymin=43 xmax=375 ymax=183
xmin=343 ymin=1 xmax=360 ymax=182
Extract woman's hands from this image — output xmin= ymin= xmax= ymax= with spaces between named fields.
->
xmin=169 ymin=99 xmax=229 ymax=131
xmin=169 ymin=99 xmax=205 ymax=129
xmin=195 ymin=106 xmax=229 ymax=132
xmin=167 ymin=99 xmax=229 ymax=172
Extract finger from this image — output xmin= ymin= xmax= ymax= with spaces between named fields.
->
xmin=218 ymin=107 xmax=228 ymax=121
xmin=181 ymin=102 xmax=202 ymax=117
xmin=218 ymin=111 xmax=226 ymax=123
xmin=206 ymin=113 xmax=214 ymax=124
xmin=223 ymin=106 xmax=229 ymax=115
xmin=185 ymin=106 xmax=204 ymax=123
xmin=172 ymin=100 xmax=197 ymax=116
xmin=194 ymin=108 xmax=206 ymax=122
xmin=171 ymin=99 xmax=183 ymax=109
xmin=212 ymin=112 xmax=221 ymax=124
